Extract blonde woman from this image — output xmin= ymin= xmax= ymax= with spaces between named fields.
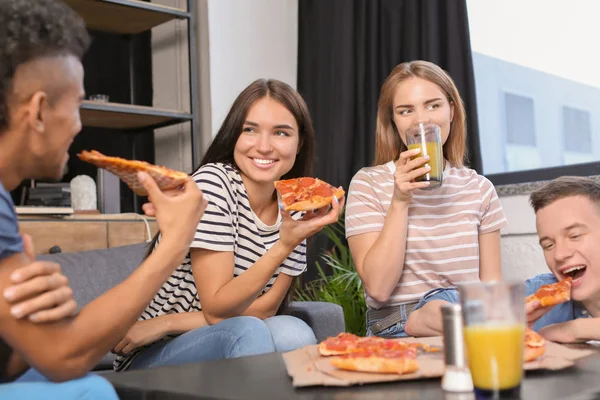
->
xmin=346 ymin=60 xmax=506 ymax=338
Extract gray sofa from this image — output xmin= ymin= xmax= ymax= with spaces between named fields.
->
xmin=38 ymin=242 xmax=345 ymax=370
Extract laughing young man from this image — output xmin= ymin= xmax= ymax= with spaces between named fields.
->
xmin=405 ymin=176 xmax=600 ymax=343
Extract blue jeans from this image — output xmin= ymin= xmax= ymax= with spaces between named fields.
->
xmin=264 ymin=315 xmax=317 ymax=352
xmin=0 ymin=368 xmax=117 ymax=400
xmin=129 ymin=315 xmax=316 ymax=370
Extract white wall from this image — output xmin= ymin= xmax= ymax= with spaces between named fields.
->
xmin=207 ymin=0 xmax=298 ymax=136
xmin=500 ymin=196 xmax=547 ymax=281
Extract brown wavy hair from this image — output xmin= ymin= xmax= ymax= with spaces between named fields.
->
xmin=374 ymin=60 xmax=467 ymax=167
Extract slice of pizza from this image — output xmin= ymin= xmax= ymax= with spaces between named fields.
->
xmin=329 ymin=349 xmax=420 ymax=375
xmin=318 ymin=333 xmax=363 ymax=356
xmin=525 ymin=277 xmax=572 ymax=308
xmin=319 ymin=333 xmax=428 ymax=358
xmin=524 ymin=328 xmax=545 ymax=362
xmin=274 ymin=177 xmax=345 ymax=212
xmin=78 ymin=150 xmax=188 ymax=196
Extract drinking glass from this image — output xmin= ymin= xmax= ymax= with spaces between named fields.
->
xmin=405 ymin=122 xmax=444 ymax=189
xmin=458 ymin=281 xmax=526 ymax=399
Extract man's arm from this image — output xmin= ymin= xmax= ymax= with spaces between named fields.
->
xmin=539 ymin=318 xmax=600 ymax=343
xmin=4 ymin=232 xmax=77 ymax=323
xmin=5 ymin=351 xmax=27 ymax=380
xmin=0 ymin=245 xmax=183 ymax=381
xmin=0 ymin=173 xmax=206 ymax=382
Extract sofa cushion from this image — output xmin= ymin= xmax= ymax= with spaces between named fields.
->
xmin=282 ymin=301 xmax=345 ymax=342
xmin=38 ymin=243 xmax=148 ymax=308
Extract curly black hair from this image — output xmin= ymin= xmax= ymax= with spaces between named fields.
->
xmin=0 ymin=0 xmax=90 ymax=132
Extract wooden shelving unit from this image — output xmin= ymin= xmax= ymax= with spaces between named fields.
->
xmin=67 ymin=0 xmax=199 ymax=165
xmin=80 ymin=101 xmax=193 ymax=130
xmin=64 ymin=0 xmax=189 ymax=34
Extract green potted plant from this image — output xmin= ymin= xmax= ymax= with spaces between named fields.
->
xmin=294 ymin=216 xmax=366 ymax=335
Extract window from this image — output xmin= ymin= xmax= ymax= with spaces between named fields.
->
xmin=467 ymin=0 xmax=600 ymax=183
xmin=503 ymin=93 xmax=540 ymax=172
xmin=505 ymin=93 xmax=536 ymax=147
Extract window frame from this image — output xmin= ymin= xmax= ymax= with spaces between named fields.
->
xmin=486 ymin=162 xmax=600 ymax=186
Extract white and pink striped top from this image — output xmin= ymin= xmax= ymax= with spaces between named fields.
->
xmin=346 ymin=161 xmax=507 ymax=309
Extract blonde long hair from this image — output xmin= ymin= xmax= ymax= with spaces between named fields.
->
xmin=374 ymin=60 xmax=467 ymax=167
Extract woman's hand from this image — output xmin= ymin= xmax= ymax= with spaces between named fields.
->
xmin=393 ymin=148 xmax=432 ymax=204
xmin=278 ymin=195 xmax=345 ymax=250
xmin=113 ymin=319 xmax=165 ymax=356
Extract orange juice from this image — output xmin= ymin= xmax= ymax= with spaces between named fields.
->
xmin=464 ymin=324 xmax=525 ymax=390
xmin=407 ymin=141 xmax=443 ymax=184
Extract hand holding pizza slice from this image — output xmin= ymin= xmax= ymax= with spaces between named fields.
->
xmin=77 ymin=150 xmax=189 ymax=196
xmin=525 ymin=277 xmax=572 ymax=308
xmin=525 ymin=277 xmax=572 ymax=327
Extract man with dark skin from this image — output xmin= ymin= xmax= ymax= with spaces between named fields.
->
xmin=0 ymin=0 xmax=208 ymax=397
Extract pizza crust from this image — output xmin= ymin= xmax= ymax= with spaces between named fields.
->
xmin=524 ymin=328 xmax=545 ymax=362
xmin=330 ymin=355 xmax=419 ymax=375
xmin=524 ymin=345 xmax=546 ymax=362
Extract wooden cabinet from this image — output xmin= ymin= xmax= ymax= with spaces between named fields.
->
xmin=18 ymin=214 xmax=158 ymax=255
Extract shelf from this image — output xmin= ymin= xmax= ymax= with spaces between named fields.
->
xmin=80 ymin=101 xmax=192 ymax=130
xmin=64 ymin=0 xmax=190 ymax=34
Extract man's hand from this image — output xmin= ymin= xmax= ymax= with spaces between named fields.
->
xmin=2 ymin=234 xmax=77 ymax=322
xmin=525 ymin=298 xmax=554 ymax=328
xmin=113 ymin=319 xmax=165 ymax=356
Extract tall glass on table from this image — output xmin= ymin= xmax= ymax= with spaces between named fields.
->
xmin=458 ymin=281 xmax=526 ymax=399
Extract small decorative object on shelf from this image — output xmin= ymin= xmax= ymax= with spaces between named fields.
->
xmin=88 ymin=94 xmax=109 ymax=102
xmin=70 ymin=175 xmax=97 ymax=211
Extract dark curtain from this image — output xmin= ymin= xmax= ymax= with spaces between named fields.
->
xmin=297 ymin=0 xmax=480 ymax=280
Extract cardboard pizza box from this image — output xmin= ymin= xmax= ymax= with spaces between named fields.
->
xmin=282 ymin=336 xmax=596 ymax=388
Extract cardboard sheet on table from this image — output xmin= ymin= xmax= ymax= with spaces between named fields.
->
xmin=282 ymin=336 xmax=596 ymax=388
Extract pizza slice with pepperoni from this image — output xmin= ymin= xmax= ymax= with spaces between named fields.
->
xmin=274 ymin=177 xmax=344 ymax=212
xmin=524 ymin=328 xmax=545 ymax=362
xmin=77 ymin=150 xmax=188 ymax=196
xmin=525 ymin=277 xmax=572 ymax=308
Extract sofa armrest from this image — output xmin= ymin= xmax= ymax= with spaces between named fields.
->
xmin=281 ymin=301 xmax=345 ymax=342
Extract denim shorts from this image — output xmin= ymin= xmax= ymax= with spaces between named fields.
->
xmin=365 ymin=303 xmax=417 ymax=338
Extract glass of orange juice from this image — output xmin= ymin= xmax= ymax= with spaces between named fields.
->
xmin=458 ymin=281 xmax=526 ymax=399
xmin=405 ymin=122 xmax=444 ymax=189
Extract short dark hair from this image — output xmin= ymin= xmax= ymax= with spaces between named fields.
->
xmin=197 ymin=78 xmax=315 ymax=179
xmin=0 ymin=0 xmax=90 ymax=132
xmin=529 ymin=176 xmax=600 ymax=213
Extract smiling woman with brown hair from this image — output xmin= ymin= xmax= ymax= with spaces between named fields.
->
xmin=114 ymin=78 xmax=345 ymax=372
